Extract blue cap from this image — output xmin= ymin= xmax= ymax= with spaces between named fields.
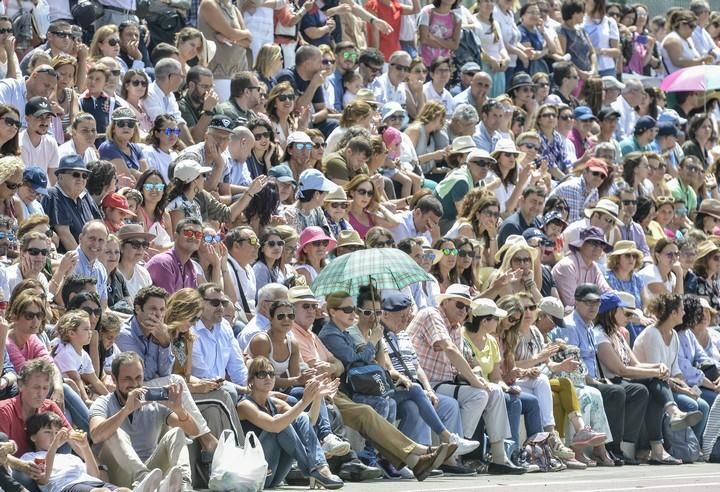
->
xmin=658 ymin=108 xmax=687 ymax=126
xmin=382 ymin=290 xmax=412 ymax=312
xmin=598 ymin=291 xmax=630 ymax=315
xmin=657 ymin=121 xmax=681 ymax=138
xmin=54 ymin=154 xmax=87 ymax=176
xmin=522 ymin=227 xmax=554 ymax=247
xmin=23 ymin=166 xmax=48 ymax=196
xmin=297 ymin=169 xmax=334 ymax=194
xmin=541 ymin=211 xmax=568 ymax=229
xmin=634 ymin=115 xmax=657 ymax=133
xmin=574 ymin=106 xmax=597 ymax=121
xmin=268 ymin=164 xmax=296 ymax=185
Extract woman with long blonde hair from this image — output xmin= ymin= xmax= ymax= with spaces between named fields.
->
xmin=404 ymin=100 xmax=448 ymax=180
xmin=254 ymin=43 xmax=284 ymax=90
xmin=89 ymin=26 xmax=120 ymax=61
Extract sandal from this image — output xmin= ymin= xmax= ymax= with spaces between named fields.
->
xmin=575 ymin=453 xmax=597 ymax=467
xmin=592 ymin=452 xmax=616 ymax=467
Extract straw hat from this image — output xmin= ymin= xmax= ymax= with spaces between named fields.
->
xmin=698 ymin=199 xmax=720 ymax=221
xmin=436 ymin=284 xmax=473 ymax=305
xmin=336 ymin=230 xmax=365 ymax=248
xmin=324 ymin=187 xmax=350 ymax=203
xmin=696 ymin=240 xmax=720 ymax=261
xmin=450 ymin=136 xmax=476 ymax=154
xmin=584 ymin=199 xmax=623 ymax=226
xmin=491 ymin=138 xmax=526 ymax=163
xmin=607 ymin=240 xmax=643 ymax=264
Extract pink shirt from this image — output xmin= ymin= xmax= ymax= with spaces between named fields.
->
xmin=6 ymin=334 xmax=51 ymax=371
xmin=551 ymin=250 xmax=612 ymax=306
xmin=348 ymin=211 xmax=374 ymax=239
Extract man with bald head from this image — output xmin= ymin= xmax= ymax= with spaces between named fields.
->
xmin=371 ymin=50 xmax=411 ymax=105
xmin=145 ymin=58 xmax=194 ymax=145
xmin=0 ymin=65 xmax=58 ymax=125
xmin=453 ymin=71 xmax=492 ymax=114
xmin=73 ymin=220 xmax=110 ymax=306
xmin=222 ymin=126 xmax=256 ymax=196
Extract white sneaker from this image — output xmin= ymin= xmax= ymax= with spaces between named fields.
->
xmin=133 ymin=468 xmax=162 ymax=492
xmin=449 ymin=433 xmax=481 ymax=456
xmin=396 ymin=466 xmax=415 ymax=479
xmin=322 ymin=434 xmax=351 ymax=457
xmin=158 ymin=465 xmax=183 ymax=492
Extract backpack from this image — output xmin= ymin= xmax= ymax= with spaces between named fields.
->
xmin=662 ymin=415 xmax=701 ymax=463
xmin=522 ymin=432 xmax=565 ymax=472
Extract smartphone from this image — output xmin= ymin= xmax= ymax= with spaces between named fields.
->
xmin=636 ymin=34 xmax=648 ymax=45
xmin=144 ymin=387 xmax=169 ymax=401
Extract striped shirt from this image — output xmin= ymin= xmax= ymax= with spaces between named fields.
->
xmin=382 ymin=328 xmax=419 ymax=380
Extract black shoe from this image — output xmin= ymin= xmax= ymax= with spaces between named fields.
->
xmin=439 ymin=463 xmax=477 ymax=476
xmin=284 ymin=466 xmax=310 ymax=486
xmin=338 ymin=459 xmax=384 ymax=482
xmin=488 ymin=462 xmax=527 ymax=475
xmin=607 ymin=450 xmax=625 ymax=466
xmin=462 ymin=458 xmax=490 ymax=474
xmin=622 ymin=455 xmax=641 ymax=466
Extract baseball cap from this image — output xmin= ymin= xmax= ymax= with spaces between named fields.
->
xmin=297 ymin=168 xmax=334 ymax=194
xmin=657 ymin=121 xmax=682 ymax=138
xmin=382 ymin=290 xmax=413 ymax=312
xmin=522 ymin=227 xmax=554 ymax=247
xmin=23 ymin=166 xmax=48 ymax=196
xmin=601 ymin=76 xmax=625 ymax=90
xmin=586 ymin=158 xmax=609 ymax=176
xmin=635 ymin=116 xmax=657 ymax=133
xmin=268 ymin=164 xmax=296 ymax=185
xmin=461 ymin=62 xmax=481 ymax=73
xmin=658 ymin=109 xmax=687 ymax=126
xmin=101 ymin=192 xmax=136 ymax=216
xmin=287 ymin=131 xmax=312 ymax=145
xmin=25 ymin=96 xmax=55 ymax=118
xmin=538 ymin=297 xmax=565 ymax=327
xmin=208 ymin=115 xmax=235 ymax=133
xmin=173 ymin=159 xmax=213 ymax=183
xmin=597 ymin=107 xmax=622 ymax=121
xmin=574 ymin=283 xmax=602 ymax=302
xmin=574 ymin=106 xmax=597 ymax=121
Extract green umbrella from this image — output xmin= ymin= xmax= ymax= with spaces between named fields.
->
xmin=311 ymin=248 xmax=432 ymax=297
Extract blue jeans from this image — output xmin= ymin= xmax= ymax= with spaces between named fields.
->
xmin=287 ymin=387 xmax=333 ymax=441
xmin=258 ymin=412 xmax=327 ymax=489
xmin=599 ymin=68 xmax=617 ymax=77
xmin=393 ymin=384 xmax=445 ymax=440
xmin=397 ymin=391 xmax=462 ymax=445
xmin=63 ymin=383 xmax=89 ymax=431
xmin=674 ymin=392 xmax=710 ymax=445
xmin=505 ymin=391 xmax=543 ymax=452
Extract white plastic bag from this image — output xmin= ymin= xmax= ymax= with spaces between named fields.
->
xmin=209 ymin=430 xmax=268 ymax=492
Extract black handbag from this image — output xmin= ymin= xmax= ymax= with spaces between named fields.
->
xmin=71 ymin=0 xmax=104 ymax=30
xmin=345 ymin=362 xmax=395 ymax=397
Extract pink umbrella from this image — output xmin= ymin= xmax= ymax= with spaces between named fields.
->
xmin=660 ymin=65 xmax=720 ymax=92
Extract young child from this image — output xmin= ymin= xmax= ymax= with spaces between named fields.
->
xmin=98 ymin=312 xmax=123 ymax=391
xmin=51 ymin=310 xmax=109 ymax=406
xmin=342 ymin=71 xmax=363 ymax=108
xmin=119 ymin=188 xmax=144 ymax=219
xmin=101 ymin=193 xmax=137 ymax=233
xmin=79 ymin=63 xmax=118 ymax=141
xmin=380 ymin=126 xmax=421 ymax=197
xmin=20 ymin=412 xmax=164 ymax=492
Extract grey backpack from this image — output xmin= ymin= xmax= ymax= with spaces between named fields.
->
xmin=662 ymin=416 xmax=701 ymax=463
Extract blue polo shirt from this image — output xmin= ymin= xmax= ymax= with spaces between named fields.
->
xmin=498 ymin=211 xmax=533 ymax=247
xmin=41 ymin=186 xmax=102 ymax=253
xmin=73 ymin=247 xmax=108 ymax=302
xmin=276 ymin=67 xmax=325 ymax=107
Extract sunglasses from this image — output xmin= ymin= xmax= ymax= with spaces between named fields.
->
xmin=238 ymin=236 xmax=259 ymax=245
xmin=343 ymin=52 xmax=359 ymax=61
xmin=204 ymin=298 xmax=224 ymax=307
xmin=458 ymin=250 xmax=475 ymax=258
xmin=4 ymin=181 xmax=21 ymax=190
xmin=519 ymin=142 xmax=538 ymax=149
xmin=334 ymin=305 xmax=356 ymax=314
xmin=374 ymin=240 xmax=394 ymax=248
xmin=329 ymin=202 xmax=348 ymax=209
xmin=525 ymin=304 xmax=538 ymax=311
xmin=126 ymin=240 xmax=150 ymax=249
xmin=164 ymin=128 xmax=181 ymax=136
xmin=22 ymin=311 xmax=44 ymax=320
xmin=391 ymin=63 xmax=410 ymax=72
xmin=622 ymin=199 xmax=637 ymax=206
xmin=0 ymin=28 xmax=13 ymax=34
xmin=363 ymin=62 xmax=383 ymax=74
xmin=265 ymin=239 xmax=285 ymax=248
xmin=116 ymin=120 xmax=137 ymax=129
xmin=354 ymin=188 xmax=374 ymax=196
xmin=2 ymin=116 xmax=21 ymax=128
xmin=275 ymin=313 xmax=296 ymax=320
xmin=204 ymin=233 xmax=223 ymax=244
xmin=313 ymin=142 xmax=327 ymax=149
xmin=412 ymin=68 xmax=428 ymax=74
xmin=312 ymin=239 xmax=330 ymax=247
xmin=455 ymin=301 xmax=471 ymax=312
xmin=253 ymin=131 xmax=270 ymax=140
xmin=182 ymin=229 xmax=203 ymax=240
xmin=590 ymin=171 xmax=607 ymax=178
xmin=255 ymin=370 xmax=276 ymax=379
xmin=469 ymin=160 xmax=492 ymax=167
xmin=293 ymin=142 xmax=313 ymax=151
xmin=300 ymin=303 xmax=319 ymax=310
xmin=82 ymin=306 xmax=102 ymax=317
xmin=143 ymin=183 xmax=165 ymax=192
xmin=357 ymin=308 xmax=383 ymax=317
xmin=441 ymin=248 xmax=458 ymax=256
xmin=277 ymin=94 xmax=296 ymax=102
xmin=559 ymin=115 xmax=575 ymax=121
xmin=508 ymin=315 xmax=522 ymax=324
xmin=25 ymin=247 xmax=49 ymax=256
xmin=130 ymin=79 xmax=148 ymax=87
xmin=106 ymin=38 xmax=119 ymax=46
xmin=322 ymin=59 xmax=334 ymax=65
xmin=0 ymin=232 xmax=15 ymax=240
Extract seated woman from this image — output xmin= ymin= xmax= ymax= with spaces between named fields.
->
xmin=447 ymin=189 xmax=501 ymax=267
xmin=116 ymin=223 xmax=155 ymax=299
xmin=429 ymin=237 xmax=459 ymax=294
xmin=248 ymin=300 xmax=351 ymax=458
xmin=453 ymin=237 xmax=480 ymax=292
xmin=638 ymin=238 xmax=685 ymax=301
xmin=344 ymin=175 xmax=400 ymax=240
xmin=605 ymin=240 xmax=650 ymax=345
xmin=685 ymin=240 xmax=720 ymax=312
xmin=595 ymin=291 xmax=704 ymax=463
xmin=134 ymin=170 xmax=173 ymax=254
xmin=689 ymin=297 xmax=720 ymax=364
xmin=322 ymin=187 xmax=353 ymax=240
xmin=100 ymin=234 xmax=132 ymax=312
xmin=484 ymin=241 xmax=543 ymax=301
xmin=295 ymin=226 xmax=336 ymax=285
xmin=237 ymin=356 xmax=344 ymax=489
xmin=253 ymin=227 xmax=287 ymax=294
xmin=677 ymin=295 xmax=720 ymax=408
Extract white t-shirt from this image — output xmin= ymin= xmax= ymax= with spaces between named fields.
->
xmin=20 ymin=130 xmax=59 ymax=174
xmin=423 ymin=82 xmax=455 ymax=115
xmin=582 ymin=15 xmax=619 ymax=72
xmin=20 ymin=451 xmax=97 ymax=492
xmin=53 ymin=342 xmax=95 ymax=375
xmin=58 ymin=139 xmax=99 ymax=164
xmin=142 ymin=144 xmax=176 ymax=183
xmin=638 ymin=263 xmax=675 ymax=296
xmin=119 ymin=263 xmax=152 ymax=300
xmin=633 ymin=325 xmax=682 ymax=376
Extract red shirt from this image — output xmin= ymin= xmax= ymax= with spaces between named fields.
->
xmin=366 ymin=0 xmax=403 ymax=60
xmin=0 ymin=395 xmax=70 ymax=456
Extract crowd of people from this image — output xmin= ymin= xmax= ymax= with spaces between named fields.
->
xmin=0 ymin=0 xmax=720 ymax=491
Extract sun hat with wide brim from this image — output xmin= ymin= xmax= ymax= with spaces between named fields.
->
xmin=336 ymin=230 xmax=365 ymax=248
xmin=298 ymin=226 xmax=337 ymax=253
xmin=607 ymin=240 xmax=644 ymax=264
xmin=324 ymin=186 xmax=351 ymax=203
xmin=569 ymin=226 xmax=612 ymax=253
xmin=449 ymin=136 xmax=476 ymax=154
xmin=696 ymin=240 xmax=720 ymax=261
xmin=584 ymin=199 xmax=623 ymax=226
xmin=472 ymin=297 xmax=508 ymax=318
xmin=117 ymin=223 xmax=156 ymax=243
xmin=435 ymin=283 xmax=473 ymax=305
xmin=491 ymin=138 xmax=526 ymax=163
xmin=697 ymin=199 xmax=720 ymax=221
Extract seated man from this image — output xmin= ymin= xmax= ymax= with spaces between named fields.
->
xmin=407 ymin=284 xmax=524 ymax=474
xmin=116 ymin=286 xmax=218 ymax=458
xmin=89 ymin=352 xmax=195 ymax=490
xmin=237 ymin=283 xmax=289 ymax=351
xmin=71 ymin=220 xmax=109 ymax=307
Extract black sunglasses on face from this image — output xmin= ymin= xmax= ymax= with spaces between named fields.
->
xmin=391 ymin=63 xmax=410 ymax=72
xmin=107 ymin=38 xmax=119 ymax=46
xmin=277 ymin=94 xmax=296 ymax=102
xmin=458 ymin=250 xmax=475 ymax=258
xmin=334 ymin=305 xmax=355 ymax=314
xmin=4 ymin=181 xmax=20 ymax=190
xmin=0 ymin=28 xmax=13 ymax=34
xmin=204 ymin=298 xmax=224 ymax=307
xmin=25 ymin=247 xmax=49 ymax=256
xmin=313 ymin=142 xmax=326 ymax=149
xmin=275 ymin=313 xmax=295 ymax=320
xmin=329 ymin=202 xmax=348 ymax=209
xmin=50 ymin=31 xmax=72 ymax=38
xmin=130 ymin=79 xmax=148 ymax=87
xmin=116 ymin=120 xmax=137 ymax=129
xmin=126 ymin=240 xmax=150 ymax=249
xmin=455 ymin=301 xmax=470 ymax=311
xmin=255 ymin=370 xmax=275 ymax=379
xmin=82 ymin=306 xmax=103 ymax=317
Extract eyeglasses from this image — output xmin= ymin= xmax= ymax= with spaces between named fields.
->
xmin=116 ymin=120 xmax=137 ymax=129
xmin=106 ymin=38 xmax=119 ymax=46
xmin=374 ymin=240 xmax=395 ymax=248
xmin=469 ymin=159 xmax=492 ymax=167
xmin=164 ymin=128 xmax=181 ymax=136
xmin=4 ymin=181 xmax=21 ymax=190
xmin=2 ymin=116 xmax=21 ymax=128
xmin=0 ymin=232 xmax=15 ymax=240
xmin=458 ymin=250 xmax=475 ymax=258
xmin=253 ymin=131 xmax=270 ymax=140
xmin=182 ymin=229 xmax=203 ymax=240
xmin=334 ymin=305 xmax=356 ymax=314
xmin=329 ymin=202 xmax=348 ymax=209
xmin=621 ymin=199 xmax=637 ymax=206
xmin=143 ymin=183 xmax=165 ymax=192
xmin=292 ymin=142 xmax=313 ymax=151
xmin=481 ymin=210 xmax=500 ymax=218
xmin=441 ymin=248 xmax=458 ymax=256
xmin=313 ymin=142 xmax=327 ymax=149
xmin=82 ymin=306 xmax=102 ymax=317
xmin=237 ymin=236 xmax=259 ymax=245
xmin=274 ymin=313 xmax=295 ymax=320
xmin=455 ymin=301 xmax=471 ymax=312
xmin=277 ymin=94 xmax=295 ymax=102
xmin=363 ymin=62 xmax=383 ymax=75
xmin=663 ymin=251 xmax=680 ymax=260
xmin=204 ymin=233 xmax=223 ymax=244
xmin=25 ymin=247 xmax=49 ymax=256
xmin=357 ymin=308 xmax=383 ymax=317
xmin=126 ymin=240 xmax=150 ymax=249
xmin=300 ymin=303 xmax=319 ymax=310
xmin=255 ymin=370 xmax=275 ymax=379
xmin=354 ymin=188 xmax=374 ymax=197
xmin=130 ymin=79 xmax=148 ymax=87
xmin=508 ymin=315 xmax=522 ymax=324
xmin=22 ymin=311 xmax=44 ymax=320
xmin=265 ymin=239 xmax=285 ymax=248
xmin=512 ymin=256 xmax=532 ymax=264
xmin=110 ymin=69 xmax=121 ymax=77
xmin=204 ymin=298 xmax=224 ymax=307
xmin=342 ymin=52 xmax=358 ymax=61
xmin=312 ymin=239 xmax=330 ymax=247
xmin=519 ymin=142 xmax=538 ymax=149
xmin=391 ymin=63 xmax=410 ymax=72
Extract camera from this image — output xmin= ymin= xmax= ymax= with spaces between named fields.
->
xmin=144 ymin=387 xmax=169 ymax=401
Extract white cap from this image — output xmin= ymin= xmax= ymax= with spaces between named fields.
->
xmin=173 ymin=159 xmax=213 ymax=183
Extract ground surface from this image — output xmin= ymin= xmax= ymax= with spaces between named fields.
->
xmin=232 ymin=463 xmax=720 ymax=492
